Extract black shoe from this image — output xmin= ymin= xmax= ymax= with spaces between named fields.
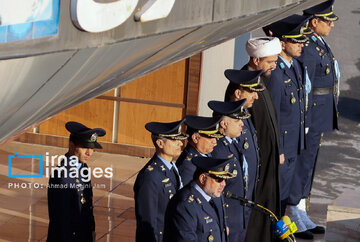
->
xmin=309 ymin=225 xmax=325 ymax=234
xmin=294 ymin=230 xmax=314 ymax=240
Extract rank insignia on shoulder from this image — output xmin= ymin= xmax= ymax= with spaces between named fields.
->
xmin=196 ymin=198 xmax=202 ymax=204
xmin=284 ymin=79 xmax=291 ymax=83
xmin=169 ymin=194 xmax=174 ymax=199
xmin=280 ymin=62 xmax=285 ymax=69
xmin=147 ymin=165 xmax=154 ymax=171
xmin=233 ymin=169 xmax=238 ymax=176
xmin=243 ymin=142 xmax=249 ymax=150
xmin=160 ymin=165 xmax=166 ymax=171
xmin=81 ymin=197 xmax=86 ymax=204
xmin=316 ymin=47 xmax=320 ymax=51
xmin=227 ymin=154 xmax=234 ymax=159
xmin=188 ymin=195 xmax=194 ymax=203
xmin=162 ymin=178 xmax=170 ymax=183
xmin=311 ymin=36 xmax=317 ymax=42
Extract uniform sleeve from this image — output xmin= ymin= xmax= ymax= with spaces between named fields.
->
xmin=164 ymin=201 xmax=198 ymax=242
xmin=178 ymin=159 xmax=196 ymax=187
xmin=298 ymin=51 xmax=316 ymax=128
xmin=47 ymin=174 xmax=73 ymax=240
xmin=265 ymin=74 xmax=284 ymax=154
xmin=134 ymin=171 xmax=160 ymax=242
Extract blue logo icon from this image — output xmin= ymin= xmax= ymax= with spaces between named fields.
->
xmin=8 ymin=152 xmax=43 ymax=178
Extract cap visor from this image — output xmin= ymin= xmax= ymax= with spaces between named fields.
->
xmin=323 ymin=13 xmax=338 ymax=21
xmin=165 ymin=133 xmax=189 ymax=140
xmin=290 ymin=35 xmax=308 ymax=43
xmin=80 ymin=141 xmax=102 ymax=149
xmin=248 ymin=84 xmax=265 ymax=92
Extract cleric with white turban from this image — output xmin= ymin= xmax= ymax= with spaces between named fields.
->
xmin=246 ymin=37 xmax=282 ymax=58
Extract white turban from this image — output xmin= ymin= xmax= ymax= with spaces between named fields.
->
xmin=246 ymin=37 xmax=282 ymax=58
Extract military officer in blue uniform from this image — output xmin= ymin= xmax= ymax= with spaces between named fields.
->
xmin=134 ymin=119 xmax=188 ymax=242
xmin=47 ymin=121 xmax=106 ymax=242
xmin=263 ymin=15 xmax=310 ymax=221
xmin=164 ymin=156 xmax=235 ymax=242
xmin=222 ymin=70 xmax=264 ymax=241
xmin=208 ymin=99 xmax=252 ymax=242
xmin=177 ymin=115 xmax=224 ymax=186
xmin=286 ymin=0 xmax=339 ymax=239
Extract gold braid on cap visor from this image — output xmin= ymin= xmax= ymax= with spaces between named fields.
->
xmin=315 ymin=11 xmax=338 ymax=21
xmin=239 ymin=77 xmax=265 ymax=91
xmin=158 ymin=132 xmax=189 ymax=140
xmin=198 ymin=129 xmax=224 ymax=138
xmin=208 ymin=170 xmax=235 ymax=178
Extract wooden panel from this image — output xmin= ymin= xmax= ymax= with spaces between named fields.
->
xmin=16 ymin=55 xmax=202 ymax=157
xmin=102 ymin=90 xmax=115 ymax=96
xmin=16 ymin=133 xmax=155 ymax=158
xmin=120 ymin=60 xmax=187 ymax=104
xmin=117 ymin=103 xmax=183 ymax=147
xmin=39 ymin=98 xmax=114 ymax=142
xmin=186 ymin=53 xmax=202 ymax=115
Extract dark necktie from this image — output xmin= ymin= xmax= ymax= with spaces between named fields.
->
xmin=171 ymin=167 xmax=180 ymax=190
xmin=209 ymin=199 xmax=220 ymax=223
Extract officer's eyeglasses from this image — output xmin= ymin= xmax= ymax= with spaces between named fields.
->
xmin=318 ymin=18 xmax=333 ymax=26
xmin=207 ymin=174 xmax=225 ymax=183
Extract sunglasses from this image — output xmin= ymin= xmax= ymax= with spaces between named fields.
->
xmin=318 ymin=18 xmax=333 ymax=26
xmin=207 ymin=174 xmax=225 ymax=183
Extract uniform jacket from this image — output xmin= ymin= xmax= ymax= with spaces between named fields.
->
xmin=164 ymin=183 xmax=228 ymax=242
xmin=297 ymin=33 xmax=339 ymax=132
xmin=235 ymin=117 xmax=260 ymax=202
xmin=211 ymin=137 xmax=247 ymax=236
xmin=47 ymin=154 xmax=95 ymax=242
xmin=176 ymin=144 xmax=202 ymax=186
xmin=134 ymin=154 xmax=179 ymax=242
xmin=266 ymin=57 xmax=306 ymax=158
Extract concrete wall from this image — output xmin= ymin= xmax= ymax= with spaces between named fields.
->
xmin=198 ymin=34 xmax=251 ymax=116
xmin=198 ymin=39 xmax=235 ymax=116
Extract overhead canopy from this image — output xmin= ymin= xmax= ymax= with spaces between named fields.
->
xmin=0 ymin=0 xmax=324 ymax=144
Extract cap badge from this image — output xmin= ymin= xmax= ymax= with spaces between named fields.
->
xmin=90 ymin=133 xmax=98 ymax=142
xmin=233 ymin=169 xmax=238 ymax=176
xmin=225 ymin=163 xmax=230 ymax=172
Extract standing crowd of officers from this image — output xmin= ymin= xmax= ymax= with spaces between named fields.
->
xmin=134 ymin=0 xmax=340 ymax=241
